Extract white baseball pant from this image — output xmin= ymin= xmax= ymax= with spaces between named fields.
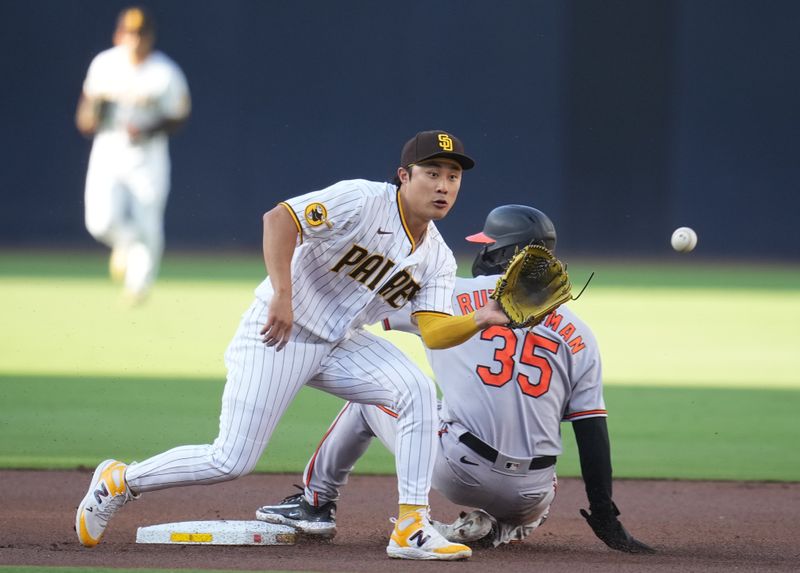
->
xmin=125 ymin=299 xmax=438 ymax=506
xmin=84 ymin=141 xmax=169 ymax=295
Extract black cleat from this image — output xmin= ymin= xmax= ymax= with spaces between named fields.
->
xmin=256 ymin=492 xmax=337 ymax=538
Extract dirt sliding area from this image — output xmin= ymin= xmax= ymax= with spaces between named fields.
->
xmin=1 ymin=470 xmax=798 ymax=573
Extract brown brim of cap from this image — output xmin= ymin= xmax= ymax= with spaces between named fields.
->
xmin=416 ymin=152 xmax=475 ymax=171
xmin=465 ymin=231 xmax=495 ymax=244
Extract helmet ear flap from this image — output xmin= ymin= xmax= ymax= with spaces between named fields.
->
xmin=471 ymin=244 xmax=491 ymax=277
xmin=473 ymin=242 xmax=528 ymax=277
xmin=472 ymin=244 xmax=506 ymax=277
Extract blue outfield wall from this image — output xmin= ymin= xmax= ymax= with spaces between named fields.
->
xmin=0 ymin=0 xmax=798 ymax=260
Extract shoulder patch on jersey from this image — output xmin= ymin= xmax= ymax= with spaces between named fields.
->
xmin=304 ymin=202 xmax=332 ymax=228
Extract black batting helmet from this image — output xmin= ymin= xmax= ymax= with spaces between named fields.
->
xmin=466 ymin=205 xmax=557 ymax=277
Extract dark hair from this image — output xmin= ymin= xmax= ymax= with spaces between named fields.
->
xmin=392 ymin=166 xmax=411 ymax=187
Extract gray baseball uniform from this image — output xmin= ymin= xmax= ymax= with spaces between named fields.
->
xmin=299 ymin=274 xmax=606 ymax=542
xmin=125 ymin=179 xmax=457 ymax=506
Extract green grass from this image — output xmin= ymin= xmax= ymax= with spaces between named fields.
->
xmin=1 ymin=373 xmax=797 ymax=481
xmin=0 ymin=374 xmax=376 ymax=473
xmin=3 ymin=249 xmax=800 ymax=289
xmin=576 ymin=288 xmax=800 ymax=388
xmin=1 ymin=250 xmax=799 ymax=481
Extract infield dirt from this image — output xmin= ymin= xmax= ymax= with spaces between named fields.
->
xmin=1 ymin=470 xmax=797 ymax=572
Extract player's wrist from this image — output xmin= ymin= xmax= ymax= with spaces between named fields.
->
xmin=473 ymin=299 xmax=506 ymax=329
xmin=472 ymin=308 xmax=493 ymax=329
xmin=271 ymin=285 xmax=292 ymax=298
xmin=137 ymin=121 xmax=161 ymax=139
xmin=588 ymin=500 xmax=617 ymax=519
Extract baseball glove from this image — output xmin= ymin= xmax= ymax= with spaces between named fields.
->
xmin=490 ymin=244 xmax=572 ymax=328
xmin=580 ymin=505 xmax=655 ymax=554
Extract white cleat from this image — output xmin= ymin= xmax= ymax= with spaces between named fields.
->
xmin=432 ymin=509 xmax=495 ymax=544
xmin=494 ymin=509 xmax=549 ymax=546
xmin=386 ymin=507 xmax=472 ymax=561
xmin=75 ymin=459 xmax=132 ymax=547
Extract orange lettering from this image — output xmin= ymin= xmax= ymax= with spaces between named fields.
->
xmin=544 ymin=311 xmax=562 ymax=331
xmin=457 ymin=293 xmax=474 ymax=315
xmin=558 ymin=323 xmax=576 ymax=341
xmin=568 ymin=336 xmax=586 ymax=354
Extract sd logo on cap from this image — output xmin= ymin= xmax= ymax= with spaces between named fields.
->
xmin=400 ymin=130 xmax=475 ymax=170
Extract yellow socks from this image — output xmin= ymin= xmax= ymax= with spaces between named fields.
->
xmin=399 ymin=504 xmax=426 ymax=518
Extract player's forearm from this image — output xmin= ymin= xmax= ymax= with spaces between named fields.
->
xmin=573 ymin=417 xmax=615 ymax=514
xmin=128 ymin=116 xmax=189 ymax=142
xmin=75 ymin=94 xmax=103 ymax=136
xmin=416 ymin=312 xmax=479 ymax=349
xmin=143 ymin=116 xmax=189 ymax=137
xmin=136 ymin=93 xmax=191 ymax=138
xmin=416 ymin=299 xmax=511 ymax=349
xmin=262 ymin=205 xmax=298 ymax=296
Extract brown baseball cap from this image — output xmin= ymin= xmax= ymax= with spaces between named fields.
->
xmin=400 ymin=130 xmax=475 ymax=170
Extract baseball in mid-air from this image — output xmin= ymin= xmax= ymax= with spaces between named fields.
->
xmin=671 ymin=227 xmax=698 ymax=252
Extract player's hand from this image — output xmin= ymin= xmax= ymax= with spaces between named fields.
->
xmin=580 ymin=507 xmax=655 ymax=554
xmin=76 ymin=95 xmax=107 ymax=136
xmin=474 ymin=298 xmax=511 ymax=329
xmin=260 ymin=295 xmax=293 ymax=351
xmin=127 ymin=123 xmax=146 ymax=143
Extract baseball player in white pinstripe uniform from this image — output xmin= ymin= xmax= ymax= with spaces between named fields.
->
xmin=76 ymin=6 xmax=191 ymax=304
xmin=255 ymin=205 xmax=654 ymax=553
xmin=75 ymin=130 xmax=515 ymax=560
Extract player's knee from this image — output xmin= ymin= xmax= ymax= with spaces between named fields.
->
xmin=395 ymin=376 xmax=438 ymax=421
xmin=209 ymin=448 xmax=259 ymax=480
xmin=405 ymin=373 xmax=437 ymax=405
xmin=85 ymin=216 xmax=113 ymax=242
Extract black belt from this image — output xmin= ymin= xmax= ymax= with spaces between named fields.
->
xmin=459 ymin=432 xmax=556 ymax=470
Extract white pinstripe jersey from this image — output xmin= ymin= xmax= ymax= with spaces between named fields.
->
xmin=255 ymin=179 xmax=457 ymax=342
xmin=383 ymin=274 xmax=606 ymax=458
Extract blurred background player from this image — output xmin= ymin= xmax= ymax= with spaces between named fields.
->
xmin=76 ymin=6 xmax=191 ymax=304
xmin=255 ymin=204 xmax=655 ymax=554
